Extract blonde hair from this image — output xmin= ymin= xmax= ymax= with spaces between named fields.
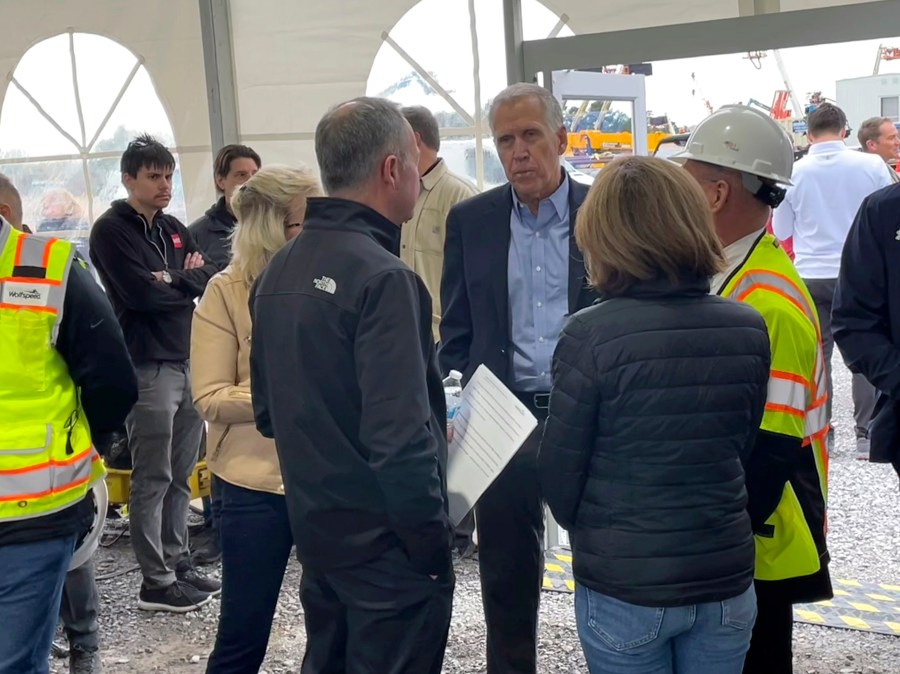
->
xmin=230 ymin=164 xmax=322 ymax=282
xmin=575 ymin=156 xmax=724 ymax=294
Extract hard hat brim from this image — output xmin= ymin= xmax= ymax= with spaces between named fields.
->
xmin=667 ymin=149 xmax=794 ymax=187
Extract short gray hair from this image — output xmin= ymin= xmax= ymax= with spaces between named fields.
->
xmin=488 ymin=83 xmax=565 ymax=135
xmin=315 ymin=97 xmax=411 ymax=194
xmin=0 ymin=172 xmax=23 ymax=225
xmin=401 ymin=105 xmax=440 ymax=152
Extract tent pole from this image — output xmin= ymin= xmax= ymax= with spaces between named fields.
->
xmin=199 ymin=0 xmax=239 ymax=154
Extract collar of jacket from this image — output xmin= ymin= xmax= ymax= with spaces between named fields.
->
xmin=303 ymin=197 xmax=401 ymax=255
xmin=111 ymin=199 xmax=168 ymax=230
xmin=608 ymin=274 xmax=712 ymax=300
xmin=205 ymin=196 xmax=237 ymax=232
xmin=421 ymin=158 xmax=448 ymax=192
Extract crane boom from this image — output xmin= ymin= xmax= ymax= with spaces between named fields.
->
xmin=772 ymin=50 xmax=804 ymax=118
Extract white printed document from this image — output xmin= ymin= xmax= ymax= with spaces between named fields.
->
xmin=446 ymin=365 xmax=539 ymax=526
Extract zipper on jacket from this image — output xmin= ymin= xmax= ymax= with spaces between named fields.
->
xmin=211 ymin=426 xmax=231 ymax=462
xmin=140 ymin=214 xmax=169 ymax=269
xmin=63 ymin=409 xmax=78 ymax=456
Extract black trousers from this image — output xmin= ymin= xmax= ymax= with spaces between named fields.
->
xmin=60 ymin=560 xmax=99 ymax=651
xmin=742 ymin=581 xmax=794 ymax=674
xmin=299 ymin=547 xmax=454 ymax=674
xmin=476 ymin=411 xmax=546 ymax=674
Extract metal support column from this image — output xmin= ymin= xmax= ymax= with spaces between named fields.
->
xmin=503 ymin=0 xmax=525 ymax=85
xmin=198 ymin=0 xmax=240 ymax=154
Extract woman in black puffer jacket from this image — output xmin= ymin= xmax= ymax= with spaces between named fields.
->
xmin=539 ymin=156 xmax=770 ymax=674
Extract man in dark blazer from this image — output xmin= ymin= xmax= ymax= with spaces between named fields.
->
xmin=439 ymin=82 xmax=597 ymax=674
xmin=834 ymin=182 xmax=900 ymax=477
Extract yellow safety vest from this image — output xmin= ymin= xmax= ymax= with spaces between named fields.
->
xmin=0 ymin=223 xmax=105 ymax=523
xmin=719 ymin=232 xmax=829 ymax=582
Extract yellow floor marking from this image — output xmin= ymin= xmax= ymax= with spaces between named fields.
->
xmin=840 ymin=616 xmax=871 ymax=630
xmin=795 ymin=610 xmax=826 ymax=623
xmin=849 ymin=602 xmax=880 ymax=613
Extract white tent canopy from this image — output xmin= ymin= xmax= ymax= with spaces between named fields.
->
xmin=0 ymin=0 xmax=893 ymax=222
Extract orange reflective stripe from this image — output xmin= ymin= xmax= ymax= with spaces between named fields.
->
xmin=737 ymin=283 xmax=817 ymax=339
xmin=41 ymin=237 xmax=57 ymax=268
xmin=767 ymin=376 xmax=808 ymax=412
xmin=732 ymin=271 xmax=821 ymax=341
xmin=13 ymin=235 xmax=25 ymax=265
xmin=0 ymin=447 xmax=93 ymax=476
xmin=0 ymin=474 xmax=92 ymax=504
xmin=765 ymin=402 xmax=806 ymax=418
xmin=0 ymin=452 xmax=96 ymax=502
xmin=805 ymin=404 xmax=830 ymax=438
xmin=0 ymin=303 xmax=57 ymax=314
xmin=0 ymin=276 xmax=61 ymax=286
xmin=771 ymin=370 xmax=812 ymax=390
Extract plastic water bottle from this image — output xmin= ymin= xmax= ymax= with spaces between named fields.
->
xmin=443 ymin=370 xmax=464 ymax=442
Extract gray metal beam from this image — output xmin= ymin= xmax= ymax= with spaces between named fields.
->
xmin=198 ymin=0 xmax=239 ymax=154
xmin=738 ymin=0 xmax=781 ymax=16
xmin=503 ymin=0 xmax=525 ymax=84
xmin=523 ymin=0 xmax=900 ymax=79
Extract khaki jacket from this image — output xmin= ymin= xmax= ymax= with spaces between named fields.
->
xmin=400 ymin=159 xmax=478 ymax=340
xmin=191 ymin=266 xmax=283 ymax=495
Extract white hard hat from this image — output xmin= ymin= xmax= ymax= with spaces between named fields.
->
xmin=671 ymin=105 xmax=795 ymax=186
xmin=69 ymin=480 xmax=108 ymax=570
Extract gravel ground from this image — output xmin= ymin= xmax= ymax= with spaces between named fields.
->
xmin=52 ymin=358 xmax=900 ymax=673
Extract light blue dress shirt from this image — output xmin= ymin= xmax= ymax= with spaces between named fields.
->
xmin=508 ymin=178 xmax=570 ymax=392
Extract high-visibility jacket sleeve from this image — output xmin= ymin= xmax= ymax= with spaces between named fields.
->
xmin=756 ymin=301 xmax=819 ymax=440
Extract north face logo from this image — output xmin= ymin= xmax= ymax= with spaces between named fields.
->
xmin=313 ymin=276 xmax=337 ymax=294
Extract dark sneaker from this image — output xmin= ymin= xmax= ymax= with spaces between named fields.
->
xmin=138 ymin=580 xmax=211 ymax=613
xmin=192 ymin=539 xmax=222 ymax=566
xmin=70 ymin=646 xmax=103 ymax=674
xmin=177 ymin=565 xmax=222 ymax=596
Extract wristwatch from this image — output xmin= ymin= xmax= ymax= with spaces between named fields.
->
xmin=161 ymin=270 xmax=172 ymax=284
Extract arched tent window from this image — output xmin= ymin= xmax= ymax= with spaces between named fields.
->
xmin=367 ymin=0 xmax=573 ymax=190
xmin=0 ymin=31 xmax=186 ymax=257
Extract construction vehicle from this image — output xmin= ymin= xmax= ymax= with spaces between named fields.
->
xmin=873 ymin=45 xmax=900 ymax=76
xmin=564 ymin=104 xmax=678 ymax=169
xmin=564 ymin=129 xmax=673 ymax=169
xmin=742 ymin=50 xmax=815 ymax=152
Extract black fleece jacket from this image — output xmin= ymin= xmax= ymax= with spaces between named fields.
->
xmin=89 ymin=200 xmax=219 ymax=364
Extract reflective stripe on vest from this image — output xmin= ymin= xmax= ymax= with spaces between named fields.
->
xmin=0 ymin=225 xmax=105 ymax=523
xmin=720 ymin=233 xmax=829 ymax=582
xmin=0 ymin=447 xmax=97 ymax=503
xmin=728 ymin=268 xmax=829 ymax=440
xmin=0 ymin=233 xmax=68 ymax=344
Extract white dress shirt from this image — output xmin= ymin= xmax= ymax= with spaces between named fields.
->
xmin=772 ymin=140 xmax=894 ymax=279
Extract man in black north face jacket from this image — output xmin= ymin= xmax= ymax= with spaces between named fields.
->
xmin=249 ymin=97 xmax=453 ymax=674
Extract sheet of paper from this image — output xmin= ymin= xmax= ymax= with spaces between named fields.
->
xmin=446 ymin=364 xmax=539 ymax=526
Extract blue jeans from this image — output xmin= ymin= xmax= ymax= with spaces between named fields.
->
xmin=0 ymin=534 xmax=77 ymax=674
xmin=206 ymin=479 xmax=293 ymax=674
xmin=575 ymin=584 xmax=757 ymax=674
